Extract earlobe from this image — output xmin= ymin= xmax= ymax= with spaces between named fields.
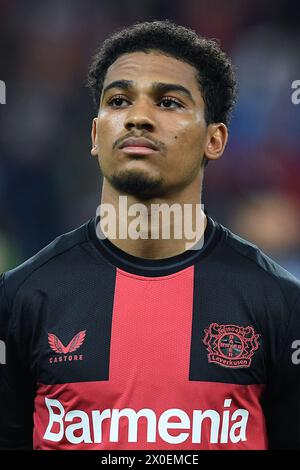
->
xmin=91 ymin=145 xmax=98 ymax=157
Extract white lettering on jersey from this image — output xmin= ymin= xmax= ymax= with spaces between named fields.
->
xmin=43 ymin=397 xmax=249 ymax=445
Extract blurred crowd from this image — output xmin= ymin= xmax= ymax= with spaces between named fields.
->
xmin=0 ymin=0 xmax=299 ymax=277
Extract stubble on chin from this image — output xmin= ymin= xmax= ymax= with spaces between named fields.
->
xmin=107 ymin=170 xmax=165 ymax=200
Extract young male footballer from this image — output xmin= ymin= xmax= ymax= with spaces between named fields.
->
xmin=0 ymin=20 xmax=299 ymax=450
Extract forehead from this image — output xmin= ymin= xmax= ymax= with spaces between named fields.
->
xmin=103 ymin=51 xmax=201 ymax=97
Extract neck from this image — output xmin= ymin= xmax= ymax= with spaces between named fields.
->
xmin=98 ymin=176 xmax=206 ymax=259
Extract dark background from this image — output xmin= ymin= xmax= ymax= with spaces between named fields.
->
xmin=0 ymin=0 xmax=299 ymax=276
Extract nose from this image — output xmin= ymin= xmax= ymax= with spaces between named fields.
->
xmin=124 ymin=99 xmax=155 ymax=133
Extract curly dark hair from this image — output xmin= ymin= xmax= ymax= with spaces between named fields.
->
xmin=87 ymin=20 xmax=237 ymax=127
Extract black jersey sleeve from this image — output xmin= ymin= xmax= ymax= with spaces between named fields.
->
xmin=264 ymin=292 xmax=300 ymax=449
xmin=0 ymin=273 xmax=35 ymax=449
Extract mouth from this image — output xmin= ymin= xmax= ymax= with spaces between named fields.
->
xmin=120 ymin=146 xmax=158 ymax=155
xmin=118 ymin=137 xmax=159 ymax=155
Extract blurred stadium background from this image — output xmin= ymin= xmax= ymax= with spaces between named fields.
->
xmin=0 ymin=0 xmax=299 ymax=276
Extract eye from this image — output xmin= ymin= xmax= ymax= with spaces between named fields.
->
xmin=158 ymin=97 xmax=183 ymax=109
xmin=107 ymin=95 xmax=130 ymax=107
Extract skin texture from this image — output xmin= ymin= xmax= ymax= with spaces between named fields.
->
xmin=91 ymin=51 xmax=228 ymax=259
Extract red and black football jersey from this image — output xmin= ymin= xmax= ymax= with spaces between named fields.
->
xmin=0 ymin=214 xmax=300 ymax=449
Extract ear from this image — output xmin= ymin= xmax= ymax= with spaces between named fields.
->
xmin=91 ymin=117 xmax=98 ymax=157
xmin=204 ymin=123 xmax=228 ymax=162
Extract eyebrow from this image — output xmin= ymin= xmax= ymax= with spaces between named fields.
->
xmin=101 ymin=79 xmax=195 ymax=104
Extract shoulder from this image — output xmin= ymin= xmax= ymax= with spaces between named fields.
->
xmin=215 ymin=221 xmax=300 ymax=308
xmin=1 ymin=219 xmax=93 ymax=308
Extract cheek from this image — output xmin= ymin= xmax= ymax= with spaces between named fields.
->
xmin=97 ymin=112 xmax=124 ymax=145
xmin=164 ymin=113 xmax=205 ymax=148
xmin=169 ymin=126 xmax=204 ymax=153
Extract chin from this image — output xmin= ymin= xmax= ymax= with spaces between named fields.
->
xmin=108 ymin=170 xmax=165 ymax=200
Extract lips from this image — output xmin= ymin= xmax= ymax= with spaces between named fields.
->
xmin=119 ymin=137 xmax=159 ymax=151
